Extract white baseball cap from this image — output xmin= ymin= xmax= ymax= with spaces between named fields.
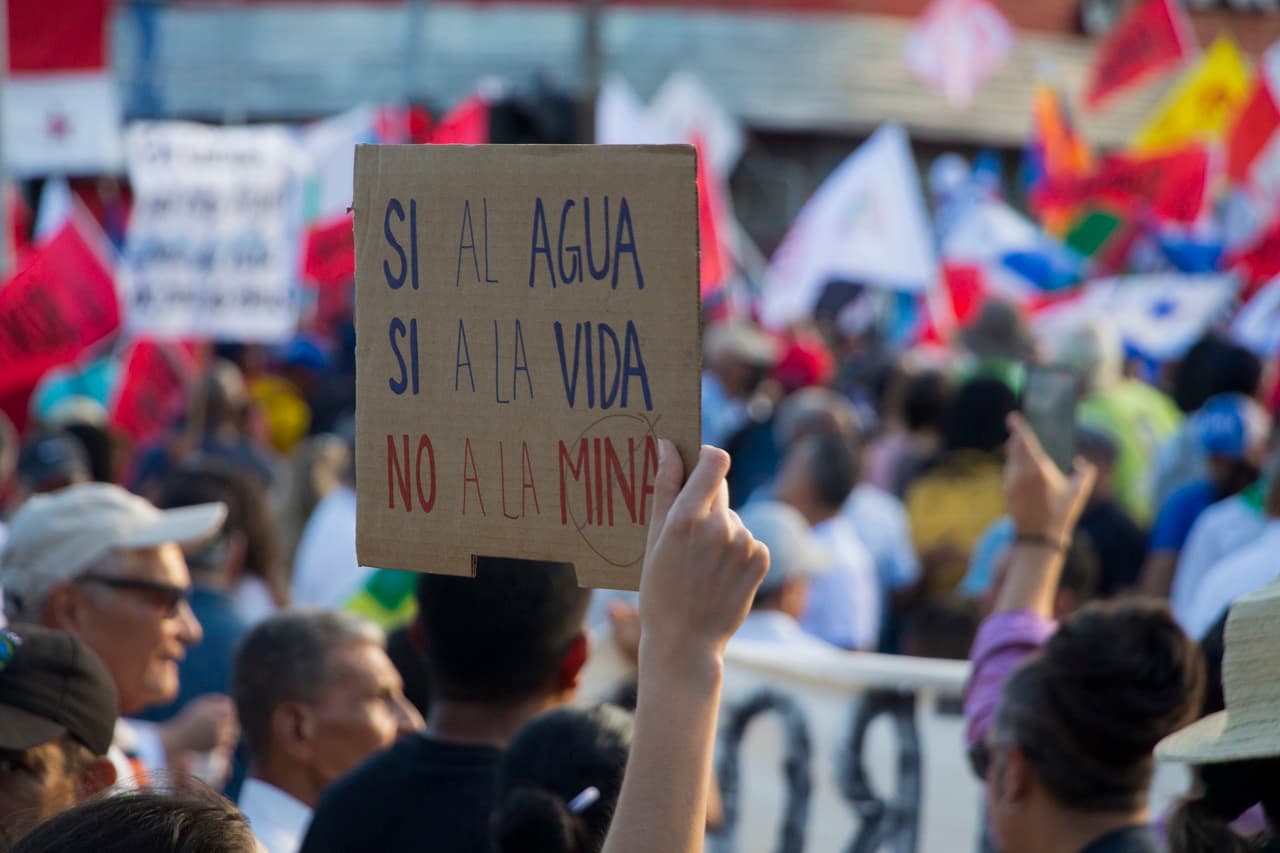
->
xmin=738 ymin=501 xmax=832 ymax=597
xmin=1 ymin=483 xmax=226 ymax=612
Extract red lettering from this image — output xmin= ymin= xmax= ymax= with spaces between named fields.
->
xmin=592 ymin=437 xmax=605 ymax=526
xmin=521 ymin=441 xmax=541 ymax=516
xmin=558 ymin=438 xmax=592 ymax=525
xmin=605 ymin=438 xmax=637 ymax=525
xmin=461 ymin=437 xmax=486 ymax=516
xmin=639 ymin=435 xmax=659 ymax=525
xmin=499 ymin=441 xmax=519 ymax=520
xmin=387 ymin=434 xmax=412 ymax=511
xmin=415 ymin=435 xmax=436 ymax=512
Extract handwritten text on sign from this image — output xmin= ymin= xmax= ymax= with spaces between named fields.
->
xmin=354 ymin=145 xmax=701 ymax=590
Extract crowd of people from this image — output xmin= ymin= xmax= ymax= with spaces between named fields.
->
xmin=3 ymin=261 xmax=1280 ymax=852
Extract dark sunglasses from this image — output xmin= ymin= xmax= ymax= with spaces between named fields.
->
xmin=75 ymin=574 xmax=192 ymax=617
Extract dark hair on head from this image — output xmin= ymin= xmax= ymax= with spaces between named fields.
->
xmin=798 ymin=431 xmax=858 ymax=509
xmin=493 ymin=705 xmax=634 ymax=853
xmin=415 ymin=558 xmax=589 ymax=703
xmin=899 ymin=598 xmax=980 ymax=660
xmin=902 ymin=370 xmax=950 ymax=433
xmin=8 ymin=784 xmax=257 ymax=853
xmin=232 ymin=609 xmax=384 ymax=764
xmin=942 ymin=377 xmax=1016 ymax=455
xmin=1173 ymin=335 xmax=1262 ymax=414
xmin=159 ymin=456 xmax=284 ymax=604
xmin=1059 ymin=532 xmax=1100 ymax=607
xmin=1166 ymin=759 xmax=1280 ymax=853
xmin=60 ymin=423 xmax=116 ymax=484
xmin=995 ymin=599 xmax=1204 ymax=812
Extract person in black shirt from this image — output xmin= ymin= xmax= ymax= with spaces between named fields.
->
xmin=299 ymin=557 xmax=590 ymax=853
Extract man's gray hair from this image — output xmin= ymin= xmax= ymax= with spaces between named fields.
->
xmin=2 ymin=550 xmax=123 ymax=624
xmin=232 ymin=609 xmax=386 ymax=763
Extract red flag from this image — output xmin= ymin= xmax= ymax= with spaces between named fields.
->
xmin=1227 ymin=76 xmax=1280 ymax=184
xmin=1033 ymin=146 xmax=1209 ymax=225
xmin=375 ymin=104 xmax=433 ymax=144
xmin=693 ymin=136 xmax=730 ymax=296
xmin=301 ymin=212 xmax=356 ymax=325
xmin=8 ymin=184 xmax=31 ymax=266
xmin=918 ymin=263 xmax=985 ymax=347
xmin=1085 ymin=0 xmax=1195 ymax=111
xmin=1224 ymin=218 xmax=1280 ymax=299
xmin=109 ymin=341 xmax=198 ymax=444
xmin=0 ymin=220 xmax=119 ymax=396
xmin=429 ymin=96 xmax=489 ymax=145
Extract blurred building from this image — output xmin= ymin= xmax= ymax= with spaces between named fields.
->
xmin=112 ymin=0 xmax=1280 ymax=247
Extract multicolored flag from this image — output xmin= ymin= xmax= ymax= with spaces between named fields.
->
xmin=1131 ymin=35 xmax=1252 ymax=154
xmin=1034 ymin=145 xmax=1211 ymax=227
xmin=4 ymin=0 xmax=122 ymax=176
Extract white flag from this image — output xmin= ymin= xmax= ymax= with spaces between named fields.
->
xmin=764 ymin=125 xmax=937 ymax=329
xmin=648 ymin=72 xmax=744 ymax=179
xmin=298 ymin=105 xmax=381 ymax=223
xmin=1233 ymin=276 xmax=1280 ymax=356
xmin=1083 ymin=274 xmax=1239 ymax=361
xmin=595 ymin=75 xmax=669 ymax=146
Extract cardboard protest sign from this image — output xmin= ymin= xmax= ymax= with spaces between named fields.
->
xmin=353 ymin=145 xmax=701 ymax=590
xmin=120 ymin=122 xmax=302 ymax=343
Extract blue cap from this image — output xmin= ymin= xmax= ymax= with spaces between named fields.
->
xmin=1194 ymin=394 xmax=1271 ymax=459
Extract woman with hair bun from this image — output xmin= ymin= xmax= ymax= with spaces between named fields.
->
xmin=492 ymin=706 xmax=633 ymax=853
xmin=967 ymin=415 xmax=1205 ymax=853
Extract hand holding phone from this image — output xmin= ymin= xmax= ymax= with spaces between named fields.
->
xmin=1021 ymin=365 xmax=1079 ymax=474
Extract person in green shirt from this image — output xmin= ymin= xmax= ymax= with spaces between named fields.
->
xmin=1045 ymin=317 xmax=1182 ymax=525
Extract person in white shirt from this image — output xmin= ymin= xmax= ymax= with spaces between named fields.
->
xmin=1179 ymin=477 xmax=1280 ymax=640
xmin=731 ymin=501 xmax=835 ymax=653
xmin=773 ymin=431 xmax=880 ymax=650
xmin=233 ymin=609 xmax=423 ymax=853
xmin=290 ymin=484 xmax=363 ymax=610
xmin=1170 ymin=478 xmax=1272 ymax=629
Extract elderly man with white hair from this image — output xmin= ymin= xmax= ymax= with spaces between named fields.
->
xmin=0 ymin=482 xmax=237 ymax=785
xmin=1041 ymin=315 xmax=1182 ymax=525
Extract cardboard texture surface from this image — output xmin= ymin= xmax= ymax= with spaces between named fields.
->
xmin=354 ymin=144 xmax=701 ymax=590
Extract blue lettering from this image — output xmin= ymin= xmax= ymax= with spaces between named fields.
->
xmin=456 ymin=199 xmax=480 ymax=287
xmin=584 ymin=196 xmax=610 ymax=281
xmin=557 ymin=200 xmax=582 ymax=284
xmin=384 ymin=198 xmax=406 ymax=289
xmin=528 ymin=197 xmax=554 ymax=287
xmin=455 ymin=320 xmax=475 ymax=393
xmin=613 ymin=198 xmax=643 ymax=290
xmin=622 ymin=320 xmax=653 ymax=410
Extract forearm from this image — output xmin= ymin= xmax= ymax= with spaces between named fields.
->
xmin=603 ymin=648 xmax=724 ymax=853
xmin=993 ymin=542 xmax=1067 ymax=618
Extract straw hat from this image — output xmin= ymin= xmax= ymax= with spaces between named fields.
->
xmin=1157 ymin=578 xmax=1280 ymax=765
